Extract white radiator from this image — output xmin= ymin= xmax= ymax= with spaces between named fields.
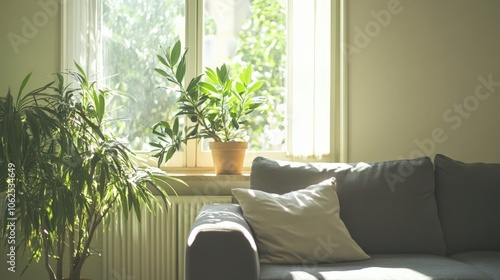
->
xmin=102 ymin=195 xmax=232 ymax=280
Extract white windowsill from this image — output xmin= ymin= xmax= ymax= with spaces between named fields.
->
xmin=156 ymin=169 xmax=250 ymax=197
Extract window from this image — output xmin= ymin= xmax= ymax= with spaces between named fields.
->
xmin=62 ymin=0 xmax=336 ymax=169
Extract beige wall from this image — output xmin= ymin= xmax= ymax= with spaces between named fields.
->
xmin=0 ymin=0 xmax=60 ymax=96
xmin=346 ymin=0 xmax=500 ymax=163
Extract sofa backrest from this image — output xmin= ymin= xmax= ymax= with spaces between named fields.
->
xmin=434 ymin=154 xmax=500 ymax=255
xmin=250 ymin=156 xmax=446 ymax=255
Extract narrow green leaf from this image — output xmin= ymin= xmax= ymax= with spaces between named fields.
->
xmin=158 ymin=152 xmax=164 ymax=167
xmin=172 ymin=117 xmax=179 ymax=135
xmin=186 ymin=124 xmax=199 ymax=138
xmin=99 ymin=167 xmax=106 ymax=198
xmin=196 ymin=95 xmax=209 ymax=107
xmin=217 ymin=64 xmax=228 ymax=84
xmin=157 ymin=136 xmax=170 ymax=143
xmin=167 ymin=77 xmax=179 ymax=85
xmin=165 ymin=45 xmax=172 ymax=65
xmin=98 ymin=93 xmax=105 ymax=122
xmin=235 ymin=82 xmax=245 ymax=94
xmin=186 ymin=74 xmax=203 ymax=93
xmin=178 ymin=105 xmax=195 ymax=111
xmin=132 ymin=196 xmax=142 ymax=222
xmin=149 ymin=142 xmax=163 ymax=148
xmin=241 ymin=64 xmax=252 ymax=86
xmin=223 ymin=80 xmax=233 ymax=93
xmin=198 ymin=82 xmax=218 ymax=94
xmin=231 ymin=118 xmax=239 ymax=129
xmin=155 ymin=68 xmax=169 ymax=77
xmin=74 ymin=62 xmax=87 ymax=80
xmin=248 ymin=80 xmax=263 ymax=93
xmin=162 ymin=122 xmax=173 ymax=137
xmin=170 ymin=40 xmax=182 ymax=66
xmin=165 ymin=147 xmax=176 ymax=163
xmin=248 ymin=101 xmax=264 ymax=111
xmin=157 ymin=55 xmax=170 ymax=68
xmin=17 ymin=72 xmax=31 ymax=98
xmin=204 ymin=68 xmax=218 ymax=84
xmin=175 ymin=57 xmax=186 ymax=83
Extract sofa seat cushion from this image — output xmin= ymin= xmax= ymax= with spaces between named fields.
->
xmin=259 ymin=254 xmax=493 ymax=280
xmin=250 ymin=157 xmax=445 ymax=255
xmin=451 ymin=251 xmax=500 ymax=280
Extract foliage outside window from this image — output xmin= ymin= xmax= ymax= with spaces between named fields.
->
xmin=103 ymin=0 xmax=287 ymax=153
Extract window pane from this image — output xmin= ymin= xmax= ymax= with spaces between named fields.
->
xmin=203 ymin=0 xmax=287 ymax=151
xmin=102 ymin=0 xmax=185 ymax=151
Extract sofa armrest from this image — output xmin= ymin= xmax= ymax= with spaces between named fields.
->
xmin=186 ymin=203 xmax=260 ymax=280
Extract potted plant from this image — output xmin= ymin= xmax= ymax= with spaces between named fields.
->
xmin=151 ymin=40 xmax=265 ymax=174
xmin=0 ymin=64 xmax=178 ymax=280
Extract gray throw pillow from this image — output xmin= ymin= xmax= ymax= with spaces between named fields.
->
xmin=232 ymin=178 xmax=370 ymax=264
xmin=434 ymin=154 xmax=500 ymax=254
xmin=250 ymin=156 xmax=446 ymax=255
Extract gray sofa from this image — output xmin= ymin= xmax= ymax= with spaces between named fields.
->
xmin=185 ymin=154 xmax=500 ymax=280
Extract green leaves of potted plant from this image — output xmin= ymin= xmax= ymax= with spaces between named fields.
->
xmin=151 ymin=40 xmax=265 ymax=174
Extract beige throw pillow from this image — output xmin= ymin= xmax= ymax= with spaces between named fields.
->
xmin=232 ymin=178 xmax=370 ymax=264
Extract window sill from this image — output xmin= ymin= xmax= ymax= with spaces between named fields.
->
xmin=161 ymin=167 xmax=250 ymax=177
xmin=171 ymin=173 xmax=249 ymax=181
xmin=158 ymin=169 xmax=250 ymax=196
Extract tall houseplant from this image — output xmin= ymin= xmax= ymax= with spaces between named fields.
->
xmin=0 ymin=65 xmax=178 ymax=280
xmin=151 ymin=40 xmax=265 ymax=174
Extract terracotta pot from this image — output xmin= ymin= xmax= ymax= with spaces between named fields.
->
xmin=209 ymin=141 xmax=248 ymax=175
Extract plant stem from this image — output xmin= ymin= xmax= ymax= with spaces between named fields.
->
xmin=43 ymin=225 xmax=56 ymax=280
xmin=221 ymin=93 xmax=230 ymax=142
xmin=56 ymin=230 xmax=65 ymax=280
xmin=69 ymin=224 xmax=75 ymax=278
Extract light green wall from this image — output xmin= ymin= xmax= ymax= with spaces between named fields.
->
xmin=0 ymin=0 xmax=60 ymax=96
xmin=347 ymin=0 xmax=500 ymax=163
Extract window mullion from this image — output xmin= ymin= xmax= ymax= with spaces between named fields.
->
xmin=185 ymin=0 xmax=203 ymax=168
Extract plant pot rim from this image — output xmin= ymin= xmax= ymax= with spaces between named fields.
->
xmin=209 ymin=141 xmax=248 ymax=150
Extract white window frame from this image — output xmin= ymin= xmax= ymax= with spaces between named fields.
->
xmin=61 ymin=0 xmax=347 ymax=170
